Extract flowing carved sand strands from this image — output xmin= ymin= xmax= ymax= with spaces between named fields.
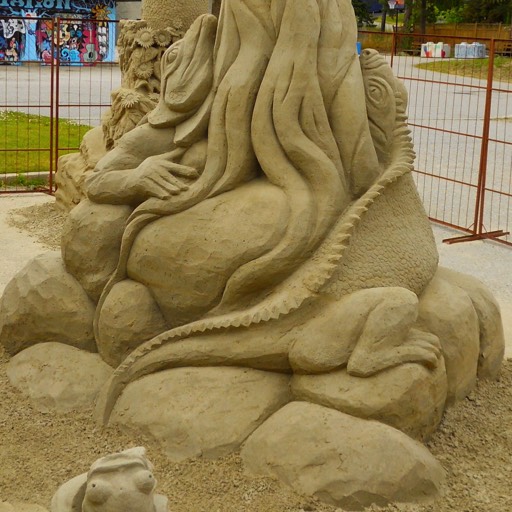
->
xmin=95 ymin=52 xmax=417 ymax=424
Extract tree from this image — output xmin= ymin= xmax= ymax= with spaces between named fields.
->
xmin=403 ymin=0 xmax=446 ymax=32
xmin=211 ymin=0 xmax=378 ymax=26
xmin=463 ymin=0 xmax=512 ymax=23
xmin=352 ymin=0 xmax=375 ymax=26
xmin=419 ymin=0 xmax=427 ymax=33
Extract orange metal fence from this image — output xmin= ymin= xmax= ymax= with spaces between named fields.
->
xmin=0 ymin=16 xmax=119 ymax=194
xmin=360 ymin=31 xmax=512 ymax=247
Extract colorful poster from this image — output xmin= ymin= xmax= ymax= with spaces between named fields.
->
xmin=0 ymin=0 xmax=116 ymax=64
xmin=0 ymin=18 xmax=25 ymax=62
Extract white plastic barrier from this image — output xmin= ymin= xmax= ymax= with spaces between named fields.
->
xmin=421 ymin=42 xmax=435 ymax=58
xmin=454 ymin=42 xmax=487 ymax=59
xmin=421 ymin=42 xmax=451 ymax=58
xmin=434 ymin=42 xmax=451 ymax=58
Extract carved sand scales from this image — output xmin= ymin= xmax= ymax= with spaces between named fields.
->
xmin=0 ymin=0 xmax=505 ymax=509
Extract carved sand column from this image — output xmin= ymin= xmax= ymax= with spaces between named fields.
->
xmin=101 ymin=0 xmax=210 ymax=149
xmin=141 ymin=0 xmax=209 ymax=30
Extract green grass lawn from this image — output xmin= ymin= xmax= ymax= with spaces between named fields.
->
xmin=415 ymin=56 xmax=512 ymax=83
xmin=0 ymin=111 xmax=92 ymax=175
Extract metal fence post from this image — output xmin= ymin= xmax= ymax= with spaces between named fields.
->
xmin=49 ymin=19 xmax=56 ymax=194
xmin=52 ymin=17 xmax=61 ymax=195
xmin=474 ymin=38 xmax=496 ymax=236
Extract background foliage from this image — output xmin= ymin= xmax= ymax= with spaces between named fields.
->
xmin=356 ymin=1 xmax=512 ymax=31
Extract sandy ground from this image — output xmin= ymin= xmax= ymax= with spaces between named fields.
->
xmin=1 ymin=194 xmax=512 ymax=511
xmin=0 ymin=195 xmax=59 ymax=295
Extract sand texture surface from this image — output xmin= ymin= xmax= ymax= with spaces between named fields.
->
xmin=1 ymin=195 xmax=511 ymax=511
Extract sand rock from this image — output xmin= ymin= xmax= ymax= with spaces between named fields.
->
xmin=55 ymin=153 xmax=87 ymax=213
xmin=97 ymin=279 xmax=168 ymax=367
xmin=7 ymin=342 xmax=113 ymax=413
xmin=0 ymin=502 xmax=48 ymax=512
xmin=418 ymin=272 xmax=480 ymax=403
xmin=291 ymin=360 xmax=447 ymax=440
xmin=61 ymin=200 xmax=132 ymax=302
xmin=110 ymin=367 xmax=291 ymax=461
xmin=241 ymin=402 xmax=445 ymax=510
xmin=0 ymin=252 xmax=96 ymax=356
xmin=437 ymin=266 xmax=505 ymax=380
xmin=80 ymin=126 xmax=109 ymax=169
xmin=55 ymin=127 xmax=107 ymax=213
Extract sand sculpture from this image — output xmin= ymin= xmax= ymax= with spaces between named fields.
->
xmin=0 ymin=0 xmax=505 ymax=509
xmin=54 ymin=0 xmax=209 ymax=211
xmin=102 ymin=0 xmax=210 ymax=149
xmin=51 ymin=447 xmax=168 ymax=512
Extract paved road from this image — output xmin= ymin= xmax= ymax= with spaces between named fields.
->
xmin=390 ymin=55 xmax=512 ymax=242
xmin=0 ymin=193 xmax=55 ymax=296
xmin=0 ymin=63 xmax=121 ymax=127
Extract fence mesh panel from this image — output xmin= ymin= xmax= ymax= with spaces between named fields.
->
xmin=360 ymin=30 xmax=512 ymax=246
xmin=0 ymin=16 xmax=120 ymax=194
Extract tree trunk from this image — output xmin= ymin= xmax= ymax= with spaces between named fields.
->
xmin=403 ymin=0 xmax=413 ymax=32
xmin=419 ymin=0 xmax=427 ymax=34
xmin=380 ymin=9 xmax=387 ymax=32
